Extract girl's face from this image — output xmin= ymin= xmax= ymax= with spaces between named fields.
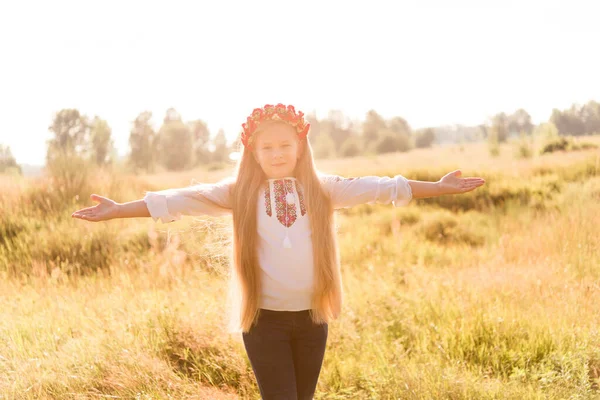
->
xmin=253 ymin=122 xmax=302 ymax=179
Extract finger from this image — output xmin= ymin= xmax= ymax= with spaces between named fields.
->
xmin=73 ymin=205 xmax=97 ymax=214
xmin=463 ymin=182 xmax=483 ymax=188
xmin=463 ymin=180 xmax=484 ymax=187
xmin=91 ymin=194 xmax=110 ymax=204
xmin=463 ymin=179 xmax=485 ymax=186
xmin=461 ymin=184 xmax=480 ymax=192
xmin=74 ymin=213 xmax=99 ymax=222
xmin=460 ymin=180 xmax=485 ymax=188
xmin=73 ymin=209 xmax=98 ymax=219
xmin=461 ymin=177 xmax=485 ymax=183
xmin=74 ymin=208 xmax=95 ymax=215
xmin=79 ymin=210 xmax=97 ymax=217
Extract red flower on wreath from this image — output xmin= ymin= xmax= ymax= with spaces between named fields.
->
xmin=240 ymin=103 xmax=310 ymax=150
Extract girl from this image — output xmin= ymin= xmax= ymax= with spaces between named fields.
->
xmin=72 ymin=103 xmax=485 ymax=399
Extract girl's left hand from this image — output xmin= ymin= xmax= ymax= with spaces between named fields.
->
xmin=438 ymin=170 xmax=485 ymax=195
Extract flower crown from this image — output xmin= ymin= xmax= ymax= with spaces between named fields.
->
xmin=240 ymin=103 xmax=310 ymax=149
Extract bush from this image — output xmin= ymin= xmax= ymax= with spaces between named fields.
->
xmin=0 ymin=165 xmax=154 ymax=276
xmin=515 ymin=133 xmax=533 ymax=159
xmin=534 ymin=122 xmax=559 ymax=142
xmin=0 ymin=220 xmax=117 ymax=276
xmin=541 ymin=137 xmax=571 ymax=153
xmin=417 ymin=212 xmax=485 ymax=246
xmin=415 ymin=128 xmax=435 ymax=148
xmin=374 ymin=133 xmax=411 ymax=154
xmin=488 ymin=128 xmax=500 ymax=157
xmin=0 ymin=213 xmax=27 ymax=247
xmin=340 ymin=138 xmax=362 ymax=158
xmin=41 ymin=153 xmax=95 ymax=213
xmin=540 ymin=136 xmax=598 ymax=154
xmin=532 ymin=156 xmax=600 ymax=183
xmin=399 ymin=169 xmax=564 ymax=213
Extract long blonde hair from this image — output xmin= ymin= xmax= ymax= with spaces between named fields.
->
xmin=197 ymin=121 xmax=343 ymax=333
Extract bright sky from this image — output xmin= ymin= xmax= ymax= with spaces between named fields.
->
xmin=1 ymin=0 xmax=599 ymax=165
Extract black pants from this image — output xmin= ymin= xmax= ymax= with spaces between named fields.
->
xmin=242 ymin=309 xmax=328 ymax=400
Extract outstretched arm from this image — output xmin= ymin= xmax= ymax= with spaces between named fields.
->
xmin=322 ymin=170 xmax=485 ymax=209
xmin=71 ymin=195 xmax=150 ymax=222
xmin=409 ymin=170 xmax=485 ymax=199
xmin=72 ymin=179 xmax=234 ymax=223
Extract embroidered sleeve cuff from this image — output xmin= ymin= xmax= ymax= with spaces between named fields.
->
xmin=143 ymin=191 xmax=182 ymax=223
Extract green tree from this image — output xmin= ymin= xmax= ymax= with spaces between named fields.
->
xmin=211 ymin=129 xmax=229 ymax=163
xmin=312 ymin=133 xmax=336 ymax=159
xmin=550 ymin=106 xmax=586 ymax=136
xmin=324 ymin=110 xmax=353 ymax=148
xmin=157 ymin=108 xmax=194 ymax=171
xmin=508 ymin=109 xmax=534 ymax=136
xmin=129 ymin=111 xmax=157 ymax=172
xmin=340 ymin=136 xmax=362 ymax=157
xmin=189 ymin=119 xmax=211 ymax=165
xmin=491 ymin=113 xmax=509 ymax=143
xmin=534 ymin=122 xmax=559 ymax=142
xmin=362 ymin=110 xmax=386 ymax=145
xmin=388 ymin=117 xmax=411 ymax=137
xmin=89 ymin=117 xmax=114 ymax=166
xmin=388 ymin=116 xmax=413 ymax=151
xmin=0 ymin=145 xmax=21 ymax=174
xmin=534 ymin=122 xmax=560 ymax=154
xmin=488 ymin=125 xmax=500 ymax=157
xmin=580 ymin=100 xmax=600 ymax=134
xmin=46 ymin=109 xmax=89 ymax=163
xmin=374 ymin=133 xmax=410 ymax=154
xmin=415 ymin=128 xmax=436 ymax=148
xmin=46 ymin=109 xmax=95 ymax=204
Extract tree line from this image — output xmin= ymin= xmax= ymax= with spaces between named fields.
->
xmin=37 ymin=108 xmax=231 ymax=173
xmin=1 ymin=100 xmax=599 ymax=175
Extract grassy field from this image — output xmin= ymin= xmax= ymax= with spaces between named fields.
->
xmin=1 ymin=137 xmax=600 ymax=399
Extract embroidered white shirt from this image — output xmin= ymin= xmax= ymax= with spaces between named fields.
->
xmin=143 ymin=174 xmax=412 ymax=311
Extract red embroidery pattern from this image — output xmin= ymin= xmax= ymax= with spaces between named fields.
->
xmin=297 ymin=186 xmax=307 ymax=216
xmin=265 ymin=179 xmax=307 ymax=225
xmin=274 ymin=180 xmax=297 ymax=227
xmin=265 ymin=184 xmax=272 ymax=217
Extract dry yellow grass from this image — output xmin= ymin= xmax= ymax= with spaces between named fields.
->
xmin=1 ymin=138 xmax=599 ymax=399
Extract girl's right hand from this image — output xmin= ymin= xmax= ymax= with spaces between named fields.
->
xmin=71 ymin=194 xmax=121 ymax=222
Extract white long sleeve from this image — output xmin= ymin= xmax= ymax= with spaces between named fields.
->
xmin=321 ymin=174 xmax=412 ymax=209
xmin=143 ymin=178 xmax=233 ymax=223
